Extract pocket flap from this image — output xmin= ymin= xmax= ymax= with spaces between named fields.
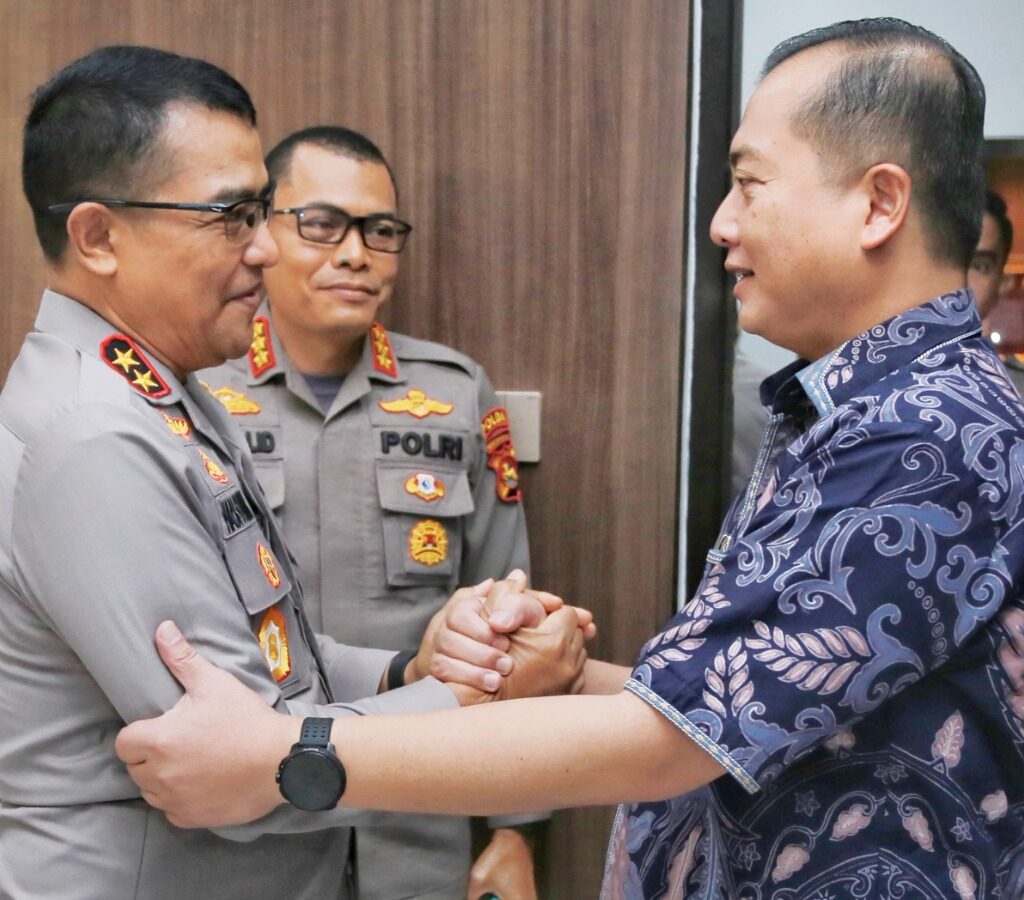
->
xmin=223 ymin=525 xmax=292 ymax=615
xmin=376 ymin=463 xmax=474 ymax=516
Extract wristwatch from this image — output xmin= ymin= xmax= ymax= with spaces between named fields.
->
xmin=276 ymin=717 xmax=347 ymax=811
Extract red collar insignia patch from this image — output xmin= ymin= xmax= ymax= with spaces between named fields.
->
xmin=249 ymin=316 xmax=276 ymax=378
xmin=370 ymin=322 xmax=398 ymax=377
xmin=100 ymin=334 xmax=171 ymax=399
xmin=481 ymin=406 xmax=522 ymax=503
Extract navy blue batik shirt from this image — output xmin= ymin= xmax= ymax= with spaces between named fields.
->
xmin=602 ymin=291 xmax=1024 ymax=899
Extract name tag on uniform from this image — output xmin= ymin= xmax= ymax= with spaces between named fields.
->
xmin=380 ymin=430 xmax=463 ymax=461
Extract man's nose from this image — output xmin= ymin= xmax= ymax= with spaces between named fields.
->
xmin=332 ymin=224 xmax=368 ymax=268
xmin=709 ymin=190 xmax=738 ymax=248
xmin=246 ymin=219 xmax=279 ymax=268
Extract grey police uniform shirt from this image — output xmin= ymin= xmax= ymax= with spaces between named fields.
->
xmin=200 ymin=310 xmax=538 ymax=900
xmin=0 ymin=291 xmax=459 ymax=900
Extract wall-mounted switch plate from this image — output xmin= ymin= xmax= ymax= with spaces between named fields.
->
xmin=495 ymin=390 xmax=541 ymax=463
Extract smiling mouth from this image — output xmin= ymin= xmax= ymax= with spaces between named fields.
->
xmin=735 ymin=270 xmax=753 ymax=284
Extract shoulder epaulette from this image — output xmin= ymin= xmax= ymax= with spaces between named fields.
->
xmin=100 ymin=334 xmax=171 ymax=399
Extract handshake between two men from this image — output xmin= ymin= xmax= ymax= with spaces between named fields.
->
xmin=117 ymin=570 xmax=603 ymax=829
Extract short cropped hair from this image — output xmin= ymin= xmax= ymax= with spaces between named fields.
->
xmin=24 ymin=45 xmax=257 ymax=262
xmin=985 ymin=189 xmax=1013 ymax=264
xmin=763 ymin=18 xmax=986 ymax=269
xmin=264 ymin=126 xmax=398 ymax=199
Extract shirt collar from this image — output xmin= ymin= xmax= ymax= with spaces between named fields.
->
xmin=35 ymin=289 xmax=185 ymax=406
xmin=778 ymin=289 xmax=980 ymax=419
xmin=244 ymin=305 xmax=405 ymax=387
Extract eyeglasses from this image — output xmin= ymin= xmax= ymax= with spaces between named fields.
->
xmin=46 ymin=183 xmax=276 ymax=244
xmin=274 ymin=205 xmax=413 ymax=253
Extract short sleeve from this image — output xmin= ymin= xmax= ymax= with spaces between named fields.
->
xmin=628 ymin=422 xmax=1013 ymax=793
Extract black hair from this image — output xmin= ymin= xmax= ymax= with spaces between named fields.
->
xmin=24 ymin=45 xmax=257 ymax=261
xmin=763 ymin=17 xmax=986 ymax=269
xmin=264 ymin=125 xmax=398 ymax=199
xmin=985 ymin=189 xmax=1013 ymax=263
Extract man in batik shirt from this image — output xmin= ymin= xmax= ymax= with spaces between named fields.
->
xmin=117 ymin=17 xmax=1024 ymax=900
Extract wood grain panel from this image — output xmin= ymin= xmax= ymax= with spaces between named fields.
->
xmin=0 ymin=1 xmax=689 ymax=894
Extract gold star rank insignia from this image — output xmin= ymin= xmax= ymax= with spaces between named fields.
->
xmin=379 ymin=388 xmax=454 ymax=419
xmin=111 ymin=347 xmax=139 ymax=372
xmin=370 ymin=322 xmax=398 ymax=377
xmin=100 ymin=334 xmax=171 ymax=399
xmin=248 ymin=316 xmax=277 ymax=378
xmin=258 ymin=606 xmax=291 ymax=682
xmin=211 ymin=386 xmax=262 ymax=415
xmin=408 ymin=519 xmax=448 ymax=566
xmin=404 ymin=472 xmax=446 ymax=502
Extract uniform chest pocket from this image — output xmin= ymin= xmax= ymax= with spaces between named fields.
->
xmin=223 ymin=523 xmax=311 ymax=698
xmin=376 ymin=462 xmax=475 ymax=587
xmin=252 ymin=458 xmax=285 ymax=510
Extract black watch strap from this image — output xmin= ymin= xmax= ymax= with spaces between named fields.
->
xmin=298 ymin=717 xmax=333 ymax=748
xmin=386 ymin=649 xmax=417 ymax=691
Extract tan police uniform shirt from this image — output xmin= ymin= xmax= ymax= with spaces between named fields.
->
xmin=200 ymin=310 xmax=535 ymax=900
xmin=0 ymin=291 xmax=458 ymax=900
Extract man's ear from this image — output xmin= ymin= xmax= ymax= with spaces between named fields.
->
xmin=859 ymin=163 xmax=911 ymax=251
xmin=64 ymin=203 xmax=119 ymax=276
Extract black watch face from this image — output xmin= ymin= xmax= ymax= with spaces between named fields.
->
xmin=278 ymin=748 xmax=346 ymax=811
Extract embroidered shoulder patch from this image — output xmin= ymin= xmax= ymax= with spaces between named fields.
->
xmin=370 ymin=322 xmax=398 ymax=377
xmin=379 ymin=388 xmax=453 ymax=419
xmin=409 ymin=519 xmax=448 ymax=566
xmin=211 ymin=385 xmax=262 ymax=415
xmin=249 ymin=316 xmax=276 ymax=378
xmin=100 ymin=334 xmax=171 ymax=399
xmin=481 ymin=406 xmax=522 ymax=503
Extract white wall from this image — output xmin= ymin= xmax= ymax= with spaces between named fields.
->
xmin=741 ymin=0 xmax=1024 ymax=139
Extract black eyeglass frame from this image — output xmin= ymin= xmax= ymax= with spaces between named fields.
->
xmin=45 ymin=182 xmax=277 ymax=242
xmin=274 ymin=205 xmax=413 ymax=253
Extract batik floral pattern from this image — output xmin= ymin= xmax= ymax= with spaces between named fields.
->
xmin=603 ymin=293 xmax=1024 ymax=899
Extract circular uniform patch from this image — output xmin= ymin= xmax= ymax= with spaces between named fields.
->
xmin=258 ymin=606 xmax=291 ymax=682
xmin=408 ymin=519 xmax=448 ymax=566
xmin=257 ymin=542 xmax=282 ymax=588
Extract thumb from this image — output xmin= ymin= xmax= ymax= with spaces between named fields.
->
xmin=486 ymin=577 xmax=545 ymax=632
xmin=155 ymin=621 xmax=216 ymax=696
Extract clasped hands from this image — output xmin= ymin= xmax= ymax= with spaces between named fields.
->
xmin=409 ymin=568 xmax=595 ymax=704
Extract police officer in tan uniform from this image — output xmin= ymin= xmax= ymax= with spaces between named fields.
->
xmin=201 ymin=127 xmax=543 ymax=900
xmin=0 ymin=48 xmax=577 ymax=900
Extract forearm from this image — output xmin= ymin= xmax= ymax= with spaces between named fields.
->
xmin=332 ymin=690 xmax=723 ymax=815
xmin=582 ymin=659 xmax=631 ymax=694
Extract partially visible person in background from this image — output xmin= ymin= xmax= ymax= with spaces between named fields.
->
xmin=200 ymin=125 xmax=543 ymax=900
xmin=969 ymin=188 xmax=1013 ymax=324
xmin=970 ymin=188 xmax=1024 ymax=394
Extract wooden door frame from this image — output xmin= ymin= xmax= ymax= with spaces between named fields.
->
xmin=678 ymin=0 xmax=743 ymax=601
